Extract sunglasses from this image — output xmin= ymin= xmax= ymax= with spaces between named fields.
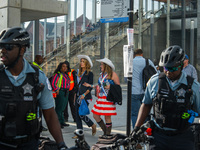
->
xmin=164 ymin=65 xmax=182 ymax=72
xmin=0 ymin=44 xmax=20 ymax=51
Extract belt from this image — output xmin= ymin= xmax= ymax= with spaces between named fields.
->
xmin=155 ymin=127 xmax=186 ymax=136
xmin=0 ymin=135 xmax=36 ymax=145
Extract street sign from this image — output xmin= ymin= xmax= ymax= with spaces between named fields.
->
xmin=100 ymin=17 xmax=129 ymax=23
xmin=100 ymin=0 xmax=129 ymax=23
xmin=127 ymin=28 xmax=134 ymax=45
xmin=123 ymin=45 xmax=133 ymax=77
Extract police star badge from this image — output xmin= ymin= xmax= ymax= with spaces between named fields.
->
xmin=22 ymin=83 xmax=33 ymax=94
xmin=177 ymin=88 xmax=186 ymax=97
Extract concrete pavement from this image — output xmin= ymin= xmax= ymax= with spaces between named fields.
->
xmin=41 ymin=84 xmax=130 ymax=148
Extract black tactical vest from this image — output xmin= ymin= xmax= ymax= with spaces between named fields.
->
xmin=153 ymin=73 xmax=194 ymax=131
xmin=0 ymin=67 xmax=41 ymax=141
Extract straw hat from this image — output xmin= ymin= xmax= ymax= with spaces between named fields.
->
xmin=77 ymin=55 xmax=93 ymax=68
xmin=96 ymin=58 xmax=115 ymax=70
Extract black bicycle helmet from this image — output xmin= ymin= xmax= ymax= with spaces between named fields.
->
xmin=0 ymin=27 xmax=30 ymax=47
xmin=159 ymin=45 xmax=185 ymax=67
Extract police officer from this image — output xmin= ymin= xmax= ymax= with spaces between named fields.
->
xmin=134 ymin=45 xmax=200 ymax=150
xmin=32 ymin=55 xmax=43 ymax=71
xmin=0 ymin=27 xmax=67 ymax=150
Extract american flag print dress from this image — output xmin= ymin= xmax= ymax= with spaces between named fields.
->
xmin=91 ymin=74 xmax=117 ymax=116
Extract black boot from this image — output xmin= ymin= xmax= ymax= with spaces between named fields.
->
xmin=97 ymin=119 xmax=106 ymax=135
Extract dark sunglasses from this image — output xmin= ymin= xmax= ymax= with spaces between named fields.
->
xmin=0 ymin=44 xmax=20 ymax=51
xmin=164 ymin=65 xmax=182 ymax=72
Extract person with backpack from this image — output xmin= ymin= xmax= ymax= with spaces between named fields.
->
xmin=51 ymin=61 xmax=70 ymax=128
xmin=134 ymin=45 xmax=200 ymax=150
xmin=131 ymin=49 xmax=157 ymax=128
xmin=0 ymin=27 xmax=68 ymax=149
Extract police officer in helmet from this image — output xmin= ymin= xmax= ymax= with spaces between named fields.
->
xmin=134 ymin=45 xmax=200 ymax=150
xmin=0 ymin=27 xmax=67 ymax=149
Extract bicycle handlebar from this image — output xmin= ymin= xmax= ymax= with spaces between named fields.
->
xmin=104 ymin=120 xmax=153 ymax=149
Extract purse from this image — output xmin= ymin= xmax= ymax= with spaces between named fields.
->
xmin=79 ymin=99 xmax=90 ymax=116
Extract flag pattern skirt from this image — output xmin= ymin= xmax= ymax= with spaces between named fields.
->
xmin=91 ymin=95 xmax=117 ymax=116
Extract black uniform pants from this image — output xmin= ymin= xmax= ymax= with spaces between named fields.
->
xmin=152 ymin=128 xmax=195 ymax=150
xmin=0 ymin=138 xmax=38 ymax=150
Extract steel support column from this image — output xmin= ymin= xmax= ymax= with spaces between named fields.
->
xmin=166 ymin=0 xmax=170 ymax=47
xmin=127 ymin=0 xmax=133 ymax=136
xmin=181 ymin=0 xmax=186 ymax=51
xmin=190 ymin=20 xmax=194 ymax=65
xmin=33 ymin=20 xmax=39 ymax=61
xmin=83 ymin=0 xmax=86 ymax=32
xmin=74 ymin=0 xmax=77 ymax=36
xmin=138 ymin=0 xmax=143 ymax=48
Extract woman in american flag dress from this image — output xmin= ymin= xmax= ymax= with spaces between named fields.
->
xmin=83 ymin=58 xmax=120 ymax=136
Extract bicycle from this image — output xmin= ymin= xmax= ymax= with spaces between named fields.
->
xmin=98 ymin=120 xmax=154 ymax=150
xmin=67 ymin=120 xmax=154 ymax=150
xmin=67 ymin=129 xmax=90 ymax=150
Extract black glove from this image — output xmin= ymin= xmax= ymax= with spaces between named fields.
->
xmin=57 ymin=142 xmax=68 ymax=150
xmin=130 ymin=126 xmax=140 ymax=138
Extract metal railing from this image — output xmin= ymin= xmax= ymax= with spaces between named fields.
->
xmin=41 ymin=8 xmax=165 ymax=76
xmin=41 ymin=44 xmax=66 ymax=67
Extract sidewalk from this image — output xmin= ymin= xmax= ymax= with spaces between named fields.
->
xmin=41 ymin=84 xmax=129 ymax=148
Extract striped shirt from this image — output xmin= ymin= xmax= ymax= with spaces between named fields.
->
xmin=51 ymin=73 xmax=70 ymax=91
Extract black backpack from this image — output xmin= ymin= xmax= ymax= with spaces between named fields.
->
xmin=142 ymin=58 xmax=157 ymax=90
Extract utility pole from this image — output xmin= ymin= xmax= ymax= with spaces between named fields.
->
xmin=126 ymin=0 xmax=133 ymax=136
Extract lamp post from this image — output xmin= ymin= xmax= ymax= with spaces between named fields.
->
xmin=126 ymin=0 xmax=133 ymax=136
